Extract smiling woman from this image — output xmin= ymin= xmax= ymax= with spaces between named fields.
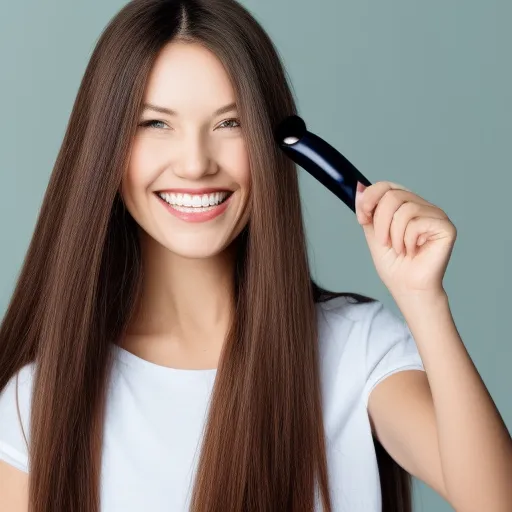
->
xmin=0 ymin=1 xmax=435 ymax=512
xmin=121 ymin=41 xmax=251 ymax=258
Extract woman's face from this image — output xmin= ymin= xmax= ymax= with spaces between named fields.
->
xmin=121 ymin=41 xmax=251 ymax=259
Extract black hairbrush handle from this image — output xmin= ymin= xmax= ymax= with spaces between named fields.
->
xmin=275 ymin=115 xmax=372 ymax=213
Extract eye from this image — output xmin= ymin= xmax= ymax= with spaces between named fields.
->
xmin=217 ymin=118 xmax=241 ymax=130
xmin=138 ymin=119 xmax=169 ymax=130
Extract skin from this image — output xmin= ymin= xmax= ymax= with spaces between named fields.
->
xmin=119 ymin=41 xmax=251 ymax=370
xmin=118 ymin=42 xmax=512 ymax=510
xmin=356 ymin=181 xmax=512 ymax=510
xmin=1 ymin=41 xmax=254 ymax=508
xmin=2 ymin=41 xmax=511 ymax=512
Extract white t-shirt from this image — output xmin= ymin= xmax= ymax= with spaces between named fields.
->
xmin=0 ymin=296 xmax=425 ymax=511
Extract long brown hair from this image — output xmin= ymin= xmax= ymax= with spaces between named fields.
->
xmin=0 ymin=0 xmax=411 ymax=510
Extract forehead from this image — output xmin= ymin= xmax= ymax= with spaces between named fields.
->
xmin=143 ymin=41 xmax=236 ymax=115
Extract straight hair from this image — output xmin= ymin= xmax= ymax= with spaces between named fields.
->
xmin=0 ymin=0 xmax=411 ymax=510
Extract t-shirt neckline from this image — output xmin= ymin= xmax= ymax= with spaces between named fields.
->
xmin=111 ymin=342 xmax=218 ymax=375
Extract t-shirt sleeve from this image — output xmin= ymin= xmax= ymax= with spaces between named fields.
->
xmin=362 ymin=301 xmax=425 ymax=407
xmin=0 ymin=364 xmax=33 ymax=473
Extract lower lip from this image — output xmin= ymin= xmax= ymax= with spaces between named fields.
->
xmin=155 ymin=193 xmax=233 ymax=223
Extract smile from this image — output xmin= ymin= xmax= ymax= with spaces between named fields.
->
xmin=155 ymin=191 xmax=234 ymax=223
xmin=157 ymin=191 xmax=231 ymax=208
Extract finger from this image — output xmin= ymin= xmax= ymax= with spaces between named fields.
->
xmin=359 ymin=181 xmax=430 ymax=220
xmin=356 ymin=181 xmax=394 ymax=224
xmin=372 ymin=189 xmax=436 ymax=245
xmin=403 ymin=216 xmax=450 ymax=257
xmin=355 ymin=182 xmax=368 ymax=223
xmin=418 ymin=234 xmax=428 ymax=245
xmin=390 ymin=203 xmax=447 ymax=255
xmin=387 ymin=181 xmax=412 ymax=192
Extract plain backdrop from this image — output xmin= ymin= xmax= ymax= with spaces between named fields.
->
xmin=0 ymin=1 xmax=510 ymax=510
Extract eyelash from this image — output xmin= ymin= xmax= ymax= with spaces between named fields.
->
xmin=138 ymin=118 xmax=241 ymax=130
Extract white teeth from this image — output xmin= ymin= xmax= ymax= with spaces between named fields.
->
xmin=158 ymin=191 xmax=230 ymax=207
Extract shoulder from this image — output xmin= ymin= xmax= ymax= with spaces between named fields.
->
xmin=316 ymin=292 xmax=376 ymax=316
xmin=316 ymin=294 xmax=424 ymax=404
xmin=316 ymin=294 xmax=385 ymax=334
xmin=0 ymin=362 xmax=36 ymax=473
xmin=315 ymin=294 xmax=383 ymax=371
xmin=316 ymin=294 xmax=410 ymax=338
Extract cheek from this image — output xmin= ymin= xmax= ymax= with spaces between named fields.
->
xmin=124 ymin=139 xmax=162 ymax=196
xmin=219 ymin=142 xmax=251 ymax=190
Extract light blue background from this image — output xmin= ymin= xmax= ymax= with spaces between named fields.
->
xmin=1 ymin=1 xmax=510 ymax=510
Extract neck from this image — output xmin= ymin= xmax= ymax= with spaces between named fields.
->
xmin=126 ymin=231 xmax=237 ymax=353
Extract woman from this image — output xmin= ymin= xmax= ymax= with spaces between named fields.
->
xmin=0 ymin=0 xmax=510 ymax=511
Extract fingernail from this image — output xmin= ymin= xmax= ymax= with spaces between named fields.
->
xmin=356 ymin=181 xmax=366 ymax=198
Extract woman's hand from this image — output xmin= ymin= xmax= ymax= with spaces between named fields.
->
xmin=355 ymin=181 xmax=457 ymax=298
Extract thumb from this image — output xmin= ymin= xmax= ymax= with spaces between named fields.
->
xmin=355 ymin=181 xmax=368 ymax=222
xmin=355 ymin=181 xmax=367 ymax=198
xmin=355 ymin=182 xmax=377 ymax=243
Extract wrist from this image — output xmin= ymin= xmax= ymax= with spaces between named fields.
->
xmin=391 ymin=287 xmax=449 ymax=310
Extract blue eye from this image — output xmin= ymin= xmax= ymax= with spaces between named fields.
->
xmin=138 ymin=118 xmax=241 ymax=130
xmin=139 ymin=120 xmax=168 ymax=129
xmin=218 ymin=118 xmax=241 ymax=129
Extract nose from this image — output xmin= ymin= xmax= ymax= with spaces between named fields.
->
xmin=172 ymin=131 xmax=217 ymax=180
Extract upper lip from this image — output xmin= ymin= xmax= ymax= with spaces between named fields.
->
xmin=156 ymin=187 xmax=233 ymax=194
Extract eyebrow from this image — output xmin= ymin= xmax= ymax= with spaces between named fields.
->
xmin=142 ymin=101 xmax=238 ymax=117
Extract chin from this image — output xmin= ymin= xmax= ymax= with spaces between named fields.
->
xmin=164 ymin=237 xmax=231 ymax=260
